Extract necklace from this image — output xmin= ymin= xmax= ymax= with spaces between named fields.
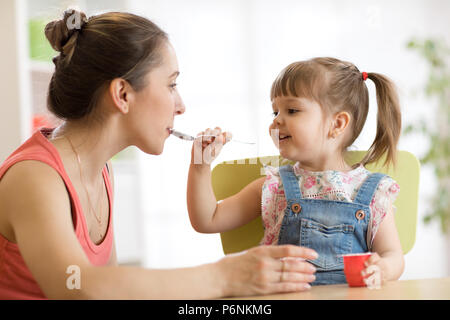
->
xmin=65 ymin=136 xmax=104 ymax=237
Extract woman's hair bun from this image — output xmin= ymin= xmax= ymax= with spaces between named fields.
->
xmin=45 ymin=9 xmax=88 ymax=53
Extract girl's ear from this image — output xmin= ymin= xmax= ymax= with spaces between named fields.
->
xmin=329 ymin=111 xmax=351 ymax=138
xmin=109 ymin=78 xmax=133 ymax=114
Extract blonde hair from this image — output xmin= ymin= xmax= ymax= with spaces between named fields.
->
xmin=271 ymin=57 xmax=402 ymax=167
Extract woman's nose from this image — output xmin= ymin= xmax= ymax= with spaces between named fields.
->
xmin=174 ymin=94 xmax=186 ymax=115
xmin=175 ymin=102 xmax=185 ymax=115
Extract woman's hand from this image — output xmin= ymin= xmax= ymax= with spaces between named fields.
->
xmin=191 ymin=127 xmax=232 ymax=166
xmin=215 ymin=245 xmax=318 ymax=297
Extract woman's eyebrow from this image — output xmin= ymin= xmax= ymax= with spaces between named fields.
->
xmin=169 ymin=71 xmax=180 ymax=78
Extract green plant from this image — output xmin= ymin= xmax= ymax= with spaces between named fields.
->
xmin=29 ymin=18 xmax=55 ymax=62
xmin=405 ymin=38 xmax=450 ymax=233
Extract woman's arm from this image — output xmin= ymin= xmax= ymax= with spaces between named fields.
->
xmin=2 ymin=160 xmax=317 ymax=299
xmin=82 ymin=244 xmax=318 ymax=299
xmin=187 ymin=127 xmax=263 ymax=233
xmin=364 ymin=202 xmax=405 ymax=282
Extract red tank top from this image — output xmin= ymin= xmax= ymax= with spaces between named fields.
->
xmin=0 ymin=128 xmax=114 ymax=299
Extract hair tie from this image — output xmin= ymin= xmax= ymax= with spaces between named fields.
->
xmin=362 ymin=72 xmax=368 ymax=81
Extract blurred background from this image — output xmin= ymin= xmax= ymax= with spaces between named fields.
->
xmin=1 ymin=0 xmax=449 ymax=280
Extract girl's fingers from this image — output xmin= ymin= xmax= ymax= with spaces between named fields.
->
xmin=365 ymin=252 xmax=380 ymax=267
xmin=197 ymin=127 xmax=232 ymax=144
xmin=213 ymin=127 xmax=222 ymax=136
xmin=195 ymin=128 xmax=231 ymax=161
xmin=224 ymin=132 xmax=232 ymax=143
xmin=194 ymin=131 xmax=204 ymax=147
xmin=203 ymin=128 xmax=212 ymax=144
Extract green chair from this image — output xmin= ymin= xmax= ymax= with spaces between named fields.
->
xmin=211 ymin=151 xmax=420 ymax=255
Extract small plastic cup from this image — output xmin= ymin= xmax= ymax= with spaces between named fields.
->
xmin=342 ymin=252 xmax=372 ymax=287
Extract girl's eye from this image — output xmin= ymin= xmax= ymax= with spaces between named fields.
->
xmin=288 ymin=109 xmax=298 ymax=114
xmin=272 ymin=111 xmax=279 ymax=117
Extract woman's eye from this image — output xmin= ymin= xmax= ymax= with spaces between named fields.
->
xmin=169 ymin=83 xmax=178 ymax=89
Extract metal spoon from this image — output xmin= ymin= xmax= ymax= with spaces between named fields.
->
xmin=170 ymin=129 xmax=255 ymax=145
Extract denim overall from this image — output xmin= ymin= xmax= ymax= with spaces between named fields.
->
xmin=277 ymin=165 xmax=386 ymax=285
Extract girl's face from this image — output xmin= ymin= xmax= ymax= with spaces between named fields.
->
xmin=269 ymin=96 xmax=332 ymax=168
xmin=127 ymin=42 xmax=185 ymax=155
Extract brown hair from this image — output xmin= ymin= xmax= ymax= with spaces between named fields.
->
xmin=44 ymin=10 xmax=168 ymax=120
xmin=270 ymin=57 xmax=402 ymax=167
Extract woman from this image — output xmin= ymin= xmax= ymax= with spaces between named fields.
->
xmin=0 ymin=10 xmax=317 ymax=299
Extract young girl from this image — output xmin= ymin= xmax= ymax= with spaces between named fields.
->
xmin=187 ymin=57 xmax=405 ymax=286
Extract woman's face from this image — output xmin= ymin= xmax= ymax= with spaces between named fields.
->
xmin=127 ymin=42 xmax=185 ymax=155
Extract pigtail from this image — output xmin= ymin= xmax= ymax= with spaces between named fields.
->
xmin=361 ymin=73 xmax=402 ymax=168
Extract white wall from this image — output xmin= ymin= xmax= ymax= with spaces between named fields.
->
xmin=0 ymin=0 xmax=31 ymax=163
xmin=128 ymin=0 xmax=450 ymax=279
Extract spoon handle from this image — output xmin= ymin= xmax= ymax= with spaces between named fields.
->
xmin=170 ymin=129 xmax=255 ymax=145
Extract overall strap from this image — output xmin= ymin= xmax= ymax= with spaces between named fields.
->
xmin=353 ymin=172 xmax=386 ymax=206
xmin=279 ymin=165 xmax=303 ymax=200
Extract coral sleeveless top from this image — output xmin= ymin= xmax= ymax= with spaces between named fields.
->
xmin=0 ymin=128 xmax=114 ymax=299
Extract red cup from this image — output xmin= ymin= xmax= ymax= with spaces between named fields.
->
xmin=342 ymin=253 xmax=372 ymax=287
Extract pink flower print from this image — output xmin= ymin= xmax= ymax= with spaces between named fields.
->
xmin=390 ymin=183 xmax=400 ymax=195
xmin=265 ymin=234 xmax=275 ymax=245
xmin=268 ymin=182 xmax=278 ymax=193
xmin=342 ymin=175 xmax=353 ymax=184
xmin=277 ymin=198 xmax=287 ymax=212
xmin=304 ymin=176 xmax=316 ymax=189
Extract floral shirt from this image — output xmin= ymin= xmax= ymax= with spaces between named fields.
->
xmin=260 ymin=162 xmax=400 ymax=250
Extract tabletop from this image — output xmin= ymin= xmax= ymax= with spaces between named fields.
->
xmin=229 ymin=277 xmax=450 ymax=300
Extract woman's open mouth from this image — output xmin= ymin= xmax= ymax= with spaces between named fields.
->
xmin=279 ymin=134 xmax=291 ymax=141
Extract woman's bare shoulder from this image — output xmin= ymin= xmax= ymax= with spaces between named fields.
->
xmin=0 ymin=160 xmax=70 ymax=242
xmin=0 ymin=159 xmax=67 ymax=192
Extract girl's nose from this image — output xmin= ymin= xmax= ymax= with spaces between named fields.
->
xmin=273 ymin=113 xmax=283 ymax=126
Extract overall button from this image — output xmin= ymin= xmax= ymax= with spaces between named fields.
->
xmin=355 ymin=210 xmax=365 ymax=220
xmin=291 ymin=203 xmax=302 ymax=214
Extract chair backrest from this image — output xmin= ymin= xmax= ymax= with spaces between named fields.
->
xmin=211 ymin=151 xmax=420 ymax=255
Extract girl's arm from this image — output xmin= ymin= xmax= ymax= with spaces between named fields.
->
xmin=187 ymin=127 xmax=263 ymax=233
xmin=364 ymin=201 xmax=405 ymax=282
xmin=1 ymin=160 xmax=318 ymax=299
xmin=187 ymin=163 xmax=264 ymax=233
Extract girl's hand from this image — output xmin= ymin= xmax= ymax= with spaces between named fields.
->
xmin=361 ymin=252 xmax=385 ymax=289
xmin=216 ymin=245 xmax=318 ymax=297
xmin=191 ymin=127 xmax=232 ymax=165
